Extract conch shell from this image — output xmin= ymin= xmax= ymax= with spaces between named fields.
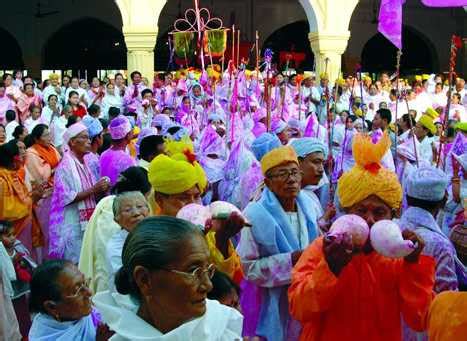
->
xmin=328 ymin=214 xmax=369 ymax=247
xmin=370 ymin=220 xmax=415 ymax=258
xmin=209 ymin=201 xmax=242 ymax=218
xmin=176 ymin=204 xmax=211 ymax=229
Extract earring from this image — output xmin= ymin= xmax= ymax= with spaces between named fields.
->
xmin=55 ymin=313 xmax=61 ymax=322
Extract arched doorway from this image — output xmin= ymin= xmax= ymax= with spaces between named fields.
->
xmin=262 ymin=20 xmax=315 ymax=72
xmin=0 ymin=27 xmax=24 ymax=69
xmin=361 ymin=26 xmax=438 ymax=74
xmin=42 ymin=17 xmax=126 ymax=77
xmin=154 ymin=29 xmax=171 ymax=72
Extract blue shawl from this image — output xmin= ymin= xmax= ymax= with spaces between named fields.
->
xmin=28 ymin=313 xmax=96 ymax=341
xmin=244 ymin=188 xmax=319 ymax=341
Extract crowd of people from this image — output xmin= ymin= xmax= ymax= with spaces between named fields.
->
xmin=0 ymin=65 xmax=466 ymax=340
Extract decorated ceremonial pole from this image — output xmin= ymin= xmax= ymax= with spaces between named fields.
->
xmin=436 ymin=35 xmax=462 ymax=168
xmin=393 ymin=50 xmax=402 ymax=169
xmin=255 ymin=30 xmax=259 ymax=73
xmin=324 ymin=58 xmax=335 ymax=202
xmin=264 ymin=49 xmax=273 ymax=132
xmin=236 ymin=30 xmax=241 ymax=69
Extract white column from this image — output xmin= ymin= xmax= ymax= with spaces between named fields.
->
xmin=308 ymin=31 xmax=350 ymax=83
xmin=123 ymin=29 xmax=158 ymax=82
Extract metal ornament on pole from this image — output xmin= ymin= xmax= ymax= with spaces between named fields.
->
xmin=170 ymin=0 xmax=225 ymax=71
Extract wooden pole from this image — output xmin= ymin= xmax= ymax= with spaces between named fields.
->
xmin=236 ymin=30 xmax=241 ymax=69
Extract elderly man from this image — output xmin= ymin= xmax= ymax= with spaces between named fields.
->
xmin=290 ymin=137 xmax=335 ymax=231
xmin=238 ymin=145 xmax=320 ymax=341
xmin=288 ymin=132 xmax=435 ymax=341
xmin=49 ymin=123 xmax=110 ymax=263
xmin=401 ymin=165 xmax=463 ymax=292
xmin=148 ymin=138 xmax=244 ymax=280
xmin=99 ymin=115 xmax=136 ymax=186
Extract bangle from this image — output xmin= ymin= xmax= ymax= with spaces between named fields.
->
xmin=451 ymin=177 xmax=460 ymax=183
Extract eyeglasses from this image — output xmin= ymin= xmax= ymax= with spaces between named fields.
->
xmin=267 ymin=169 xmax=302 ymax=181
xmin=64 ymin=278 xmax=91 ymax=299
xmin=163 ymin=264 xmax=216 ymax=284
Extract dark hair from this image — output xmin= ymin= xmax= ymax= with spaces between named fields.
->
xmin=23 ymin=83 xmax=34 ymax=90
xmin=0 ymin=140 xmax=20 ymax=168
xmin=111 ymin=166 xmax=151 ymax=195
xmin=68 ymin=90 xmax=79 ymax=99
xmin=376 ymin=108 xmax=392 ymax=125
xmin=29 ymin=260 xmax=73 ymax=314
xmin=115 ymin=217 xmax=204 ymax=299
xmin=2 ymin=73 xmax=12 ymax=81
xmin=167 ymin=126 xmax=181 ymax=135
xmin=0 ymin=123 xmax=5 ymax=131
xmin=108 ymin=107 xmax=120 ymax=121
xmin=98 ymin=133 xmax=112 ymax=155
xmin=6 ymin=110 xmax=16 ymax=122
xmin=88 ymin=104 xmax=100 ymax=117
xmin=139 ymin=135 xmax=164 ymax=161
xmin=12 ymin=125 xmax=26 ymax=140
xmin=66 ymin=115 xmax=79 ymax=128
xmin=141 ymin=89 xmax=153 ymax=97
xmin=130 ymin=71 xmax=142 ymax=81
xmin=99 ymin=118 xmax=109 ymax=130
xmin=115 ymin=73 xmax=124 ymax=79
xmin=47 ymin=94 xmax=58 ymax=103
xmin=207 ymin=271 xmax=240 ymax=301
xmin=401 ymin=113 xmax=416 ymax=127
xmin=453 ymin=93 xmax=461 ymax=101
xmin=30 ymin=124 xmax=48 ymax=143
xmin=0 ymin=82 xmax=5 ymax=88
xmin=406 ymin=195 xmax=445 ymax=212
xmin=0 ymin=220 xmax=13 ymax=234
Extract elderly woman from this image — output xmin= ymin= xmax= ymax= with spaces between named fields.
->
xmin=17 ymin=83 xmax=42 ymax=123
xmin=105 ymin=191 xmax=150 ymax=290
xmin=93 ymin=216 xmax=243 ymax=340
xmin=28 ymin=260 xmax=97 ymax=340
xmin=79 ymin=166 xmax=152 ymax=293
xmin=49 ymin=123 xmax=110 ymax=263
xmin=238 ymin=145 xmax=320 ymax=341
xmin=288 ymin=133 xmax=435 ymax=341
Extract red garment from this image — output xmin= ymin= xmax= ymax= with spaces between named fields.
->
xmin=72 ymin=105 xmax=87 ymax=118
xmin=288 ymin=237 xmax=436 ymax=341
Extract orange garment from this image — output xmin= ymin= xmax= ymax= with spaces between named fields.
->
xmin=427 ymin=291 xmax=467 ymax=341
xmin=0 ymin=168 xmax=32 ymax=236
xmin=26 ymin=144 xmax=60 ymax=186
xmin=288 ymin=237 xmax=436 ymax=341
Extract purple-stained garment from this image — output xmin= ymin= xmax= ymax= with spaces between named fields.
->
xmin=123 ymin=83 xmax=147 ymax=113
xmin=49 ymin=152 xmax=98 ymax=262
xmin=99 ymin=147 xmax=136 ymax=186
xmin=378 ymin=0 xmax=404 ymax=49
xmin=0 ymin=95 xmax=14 ymax=125
xmin=197 ymin=125 xmax=228 ymax=183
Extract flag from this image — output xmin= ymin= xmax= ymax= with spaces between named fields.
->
xmin=378 ymin=0 xmax=404 ymax=49
xmin=422 ymin=0 xmax=467 ymax=6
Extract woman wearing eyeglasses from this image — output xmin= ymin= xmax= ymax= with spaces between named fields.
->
xmin=93 ymin=216 xmax=243 ymax=340
xmin=28 ymin=259 xmax=98 ymax=340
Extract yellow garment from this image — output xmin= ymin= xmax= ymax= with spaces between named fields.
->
xmin=337 ymin=132 xmax=402 ymax=209
xmin=128 ymin=140 xmax=137 ymax=159
xmin=0 ymin=168 xmax=31 ymax=222
xmin=79 ymin=195 xmax=121 ymax=293
xmin=354 ymin=108 xmax=363 ymax=117
xmin=427 ymin=291 xmax=467 ymax=341
xmin=260 ymin=145 xmax=298 ymax=175
xmin=205 ymin=231 xmax=242 ymax=280
xmin=148 ymin=154 xmax=207 ymax=195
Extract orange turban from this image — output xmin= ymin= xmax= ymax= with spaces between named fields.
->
xmin=337 ymin=132 xmax=402 ymax=209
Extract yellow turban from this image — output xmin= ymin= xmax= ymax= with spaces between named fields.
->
xmin=336 ymin=78 xmax=346 ymax=87
xmin=148 ymin=154 xmax=207 ymax=195
xmin=337 ymin=132 xmax=402 ymax=209
xmin=418 ymin=108 xmax=438 ymax=135
xmin=455 ymin=121 xmax=467 ymax=132
xmin=354 ymin=108 xmax=363 ymax=117
xmin=49 ymin=73 xmax=60 ymax=81
xmin=320 ymin=73 xmax=329 ymax=80
xmin=261 ymin=146 xmax=298 ymax=175
xmin=422 ymin=74 xmax=430 ymax=81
